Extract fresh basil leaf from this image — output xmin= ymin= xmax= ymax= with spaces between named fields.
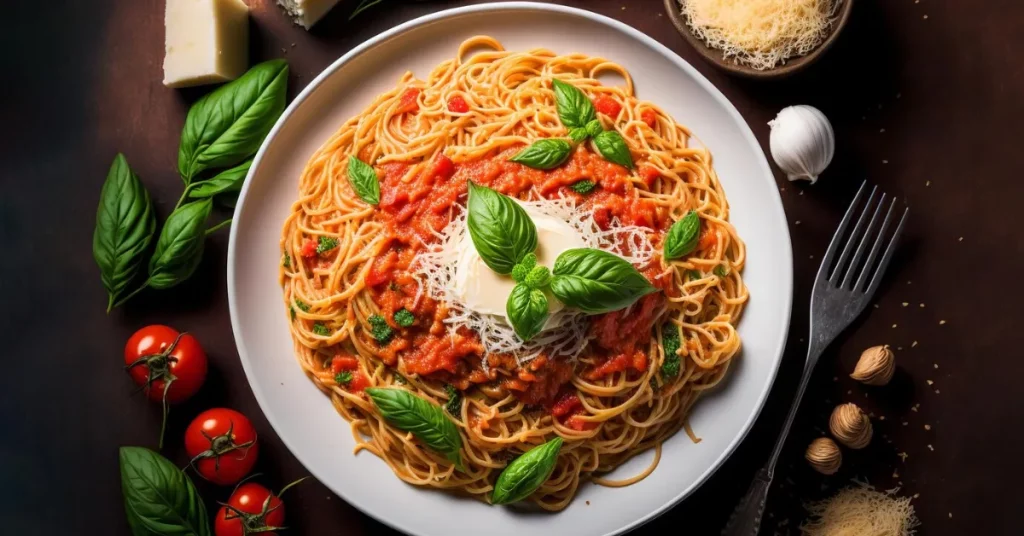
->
xmin=188 ymin=159 xmax=251 ymax=199
xmin=569 ymin=127 xmax=588 ymax=143
xmin=466 ymin=182 xmax=537 ymax=274
xmin=524 ymin=266 xmax=552 ymax=289
xmin=347 ymin=156 xmax=380 ymax=205
xmin=147 ymin=200 xmax=212 ymax=290
xmin=509 ymin=139 xmax=572 ymax=170
xmin=593 ymin=130 xmax=633 ymax=169
xmin=663 ymin=210 xmax=701 ymax=260
xmin=93 ymin=154 xmax=156 ymax=311
xmin=178 ymin=60 xmax=289 ymax=183
xmin=552 ymin=79 xmax=595 ymax=129
xmin=492 ymin=437 xmax=563 ymax=505
xmin=585 ymin=119 xmax=603 ymax=137
xmin=550 ymin=248 xmax=657 ymax=314
xmin=507 ymin=284 xmax=548 ymax=341
xmin=119 ymin=446 xmax=211 ymax=536
xmin=365 ymin=388 xmax=463 ymax=468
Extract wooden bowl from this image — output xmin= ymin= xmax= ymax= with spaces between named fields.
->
xmin=663 ymin=0 xmax=854 ymax=79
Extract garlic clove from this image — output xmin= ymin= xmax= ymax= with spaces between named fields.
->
xmin=768 ymin=105 xmax=835 ymax=184
xmin=829 ymin=403 xmax=873 ymax=449
xmin=805 ymin=437 xmax=842 ymax=475
xmin=851 ymin=345 xmax=896 ymax=386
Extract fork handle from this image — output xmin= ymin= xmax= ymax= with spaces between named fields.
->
xmin=722 ymin=341 xmax=828 ymax=536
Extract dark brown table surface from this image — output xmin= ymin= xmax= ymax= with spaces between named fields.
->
xmin=2 ymin=0 xmax=1021 ymax=534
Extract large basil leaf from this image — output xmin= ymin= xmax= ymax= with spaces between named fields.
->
xmin=365 ymin=388 xmax=464 ymax=468
xmin=492 ymin=437 xmax=563 ymax=505
xmin=551 ymin=248 xmax=657 ymax=314
xmin=663 ymin=210 xmax=701 ymax=260
xmin=552 ymin=79 xmax=595 ymax=129
xmin=347 ymin=156 xmax=380 ymax=205
xmin=93 ymin=154 xmax=156 ymax=311
xmin=506 ymin=284 xmax=548 ymax=341
xmin=593 ymin=130 xmax=634 ymax=169
xmin=509 ymin=139 xmax=572 ymax=170
xmin=147 ymin=200 xmax=212 ymax=289
xmin=119 ymin=447 xmax=211 ymax=536
xmin=188 ymin=159 xmax=251 ymax=199
xmin=466 ymin=182 xmax=537 ymax=274
xmin=177 ymin=60 xmax=289 ymax=182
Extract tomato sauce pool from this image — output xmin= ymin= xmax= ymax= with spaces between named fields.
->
xmin=364 ymin=146 xmax=671 ymax=408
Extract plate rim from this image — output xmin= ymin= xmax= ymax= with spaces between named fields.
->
xmin=227 ymin=3 xmax=793 ymax=535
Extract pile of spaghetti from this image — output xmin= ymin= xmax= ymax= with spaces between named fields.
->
xmin=279 ymin=36 xmax=748 ymax=510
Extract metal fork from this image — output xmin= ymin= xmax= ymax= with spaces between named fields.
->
xmin=722 ymin=182 xmax=908 ymax=536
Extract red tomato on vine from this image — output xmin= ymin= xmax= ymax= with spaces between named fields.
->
xmin=214 ymin=478 xmax=306 ymax=536
xmin=185 ymin=408 xmax=259 ymax=486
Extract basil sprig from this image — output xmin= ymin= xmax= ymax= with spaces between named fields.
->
xmin=93 ymin=154 xmax=157 ymax=312
xmin=188 ymin=159 xmax=252 ymax=199
xmin=366 ymin=388 xmax=464 ymax=469
xmin=593 ymin=130 xmax=634 ymax=169
xmin=663 ymin=210 xmax=701 ymax=260
xmin=550 ymin=249 xmax=657 ymax=314
xmin=119 ymin=446 xmax=211 ymax=536
xmin=178 ymin=60 xmax=289 ymax=183
xmin=552 ymin=79 xmax=596 ymax=129
xmin=347 ymin=156 xmax=380 ymax=205
xmin=466 ymin=182 xmax=537 ymax=274
xmin=509 ymin=139 xmax=573 ymax=170
xmin=148 ymin=199 xmax=213 ymax=289
xmin=492 ymin=437 xmax=563 ymax=505
xmin=506 ymin=284 xmax=549 ymax=342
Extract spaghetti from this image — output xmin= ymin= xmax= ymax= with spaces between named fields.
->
xmin=279 ymin=36 xmax=748 ymax=510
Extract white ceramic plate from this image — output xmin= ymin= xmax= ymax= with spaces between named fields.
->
xmin=228 ymin=3 xmax=792 ymax=535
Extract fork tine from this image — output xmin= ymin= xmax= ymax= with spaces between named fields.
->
xmin=829 ymin=185 xmax=878 ymax=284
xmin=865 ymin=207 xmax=909 ymax=296
xmin=817 ymin=181 xmax=868 ymax=281
xmin=854 ymin=198 xmax=897 ymax=291
xmin=841 ymin=193 xmax=887 ymax=289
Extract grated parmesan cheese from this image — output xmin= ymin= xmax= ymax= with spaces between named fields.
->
xmin=680 ymin=0 xmax=840 ymax=71
xmin=410 ymin=194 xmax=655 ymax=366
xmin=802 ymin=484 xmax=920 ymax=536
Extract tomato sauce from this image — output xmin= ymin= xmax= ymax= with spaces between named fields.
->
xmin=367 ymin=145 xmax=670 ymax=408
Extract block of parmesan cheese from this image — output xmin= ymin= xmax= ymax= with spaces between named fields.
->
xmin=276 ymin=0 xmax=343 ymax=29
xmin=163 ymin=0 xmax=250 ymax=88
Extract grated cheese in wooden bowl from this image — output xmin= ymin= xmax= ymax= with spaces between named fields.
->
xmin=680 ymin=0 xmax=841 ymax=71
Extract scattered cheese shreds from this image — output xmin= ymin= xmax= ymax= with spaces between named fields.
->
xmin=681 ymin=0 xmax=839 ymax=70
xmin=802 ymin=484 xmax=920 ymax=536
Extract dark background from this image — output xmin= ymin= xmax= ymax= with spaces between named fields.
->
xmin=2 ymin=0 xmax=1021 ymax=534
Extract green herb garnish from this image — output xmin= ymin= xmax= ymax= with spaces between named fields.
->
xmin=444 ymin=384 xmax=462 ymax=416
xmin=570 ymin=180 xmax=596 ymax=194
xmin=394 ymin=308 xmax=415 ymax=327
xmin=714 ymin=265 xmax=729 ymax=277
xmin=335 ymin=371 xmax=353 ymax=385
xmin=368 ymin=314 xmax=393 ymax=343
xmin=660 ymin=324 xmax=681 ymax=380
xmin=316 ymin=236 xmax=339 ymax=255
xmin=295 ymin=299 xmax=311 ymax=312
xmin=283 ymin=252 xmax=291 ymax=269
xmin=687 ymin=270 xmax=703 ymax=281
xmin=312 ymin=322 xmax=331 ymax=336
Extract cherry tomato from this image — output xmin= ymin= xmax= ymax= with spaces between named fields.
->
xmin=396 ymin=88 xmax=420 ymax=114
xmin=215 ymin=483 xmax=285 ymax=536
xmin=429 ymin=154 xmax=455 ymax=180
xmin=594 ymin=96 xmax=623 ymax=118
xmin=641 ymin=109 xmax=657 ymax=128
xmin=185 ymin=408 xmax=259 ymax=486
xmin=447 ymin=95 xmax=469 ymax=113
xmin=125 ymin=325 xmax=207 ymax=447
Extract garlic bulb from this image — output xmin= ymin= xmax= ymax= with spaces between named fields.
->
xmin=768 ymin=105 xmax=835 ymax=184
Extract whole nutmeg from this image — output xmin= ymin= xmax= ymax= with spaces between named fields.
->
xmin=829 ymin=403 xmax=873 ymax=449
xmin=805 ymin=437 xmax=842 ymax=475
xmin=851 ymin=345 xmax=895 ymax=386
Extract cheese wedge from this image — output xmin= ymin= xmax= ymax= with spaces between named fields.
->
xmin=276 ymin=0 xmax=343 ymax=29
xmin=163 ymin=0 xmax=249 ymax=88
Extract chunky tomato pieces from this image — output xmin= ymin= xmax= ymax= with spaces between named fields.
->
xmin=594 ymin=96 xmax=623 ymax=118
xmin=447 ymin=95 xmax=469 ymax=113
xmin=396 ymin=88 xmax=420 ymax=114
xmin=641 ymin=109 xmax=657 ymax=128
xmin=331 ymin=355 xmax=369 ymax=392
xmin=300 ymin=238 xmax=317 ymax=258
